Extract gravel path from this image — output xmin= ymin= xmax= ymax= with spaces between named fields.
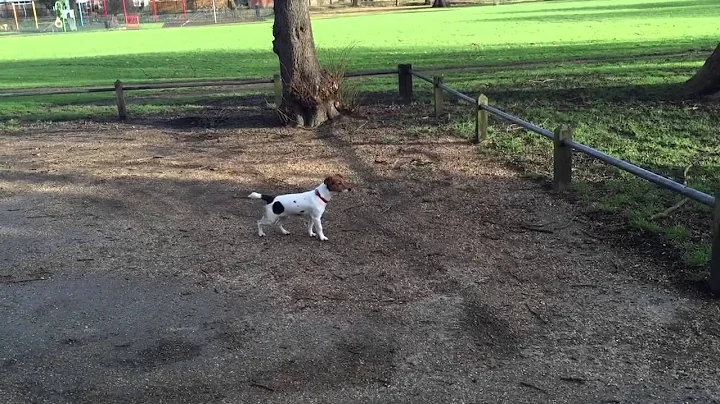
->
xmin=1 ymin=105 xmax=719 ymax=403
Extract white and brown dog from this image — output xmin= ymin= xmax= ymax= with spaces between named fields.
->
xmin=248 ymin=174 xmax=352 ymax=241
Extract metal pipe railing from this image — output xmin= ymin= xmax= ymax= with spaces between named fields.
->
xmin=438 ymin=82 xmax=476 ymax=104
xmin=410 ymin=67 xmax=715 ymax=208
xmin=482 ymin=104 xmax=554 ymax=140
xmin=0 ymin=68 xmax=399 ymax=99
xmin=566 ymin=140 xmax=715 ymax=206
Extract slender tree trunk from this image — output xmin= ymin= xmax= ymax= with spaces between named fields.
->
xmin=682 ymin=42 xmax=720 ymax=98
xmin=432 ymin=0 xmax=447 ymax=7
xmin=272 ymin=0 xmax=340 ymax=127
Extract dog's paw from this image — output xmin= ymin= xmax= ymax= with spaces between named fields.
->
xmin=319 ymin=235 xmax=329 ymax=241
xmin=281 ymin=230 xmax=291 ymax=235
xmin=258 ymin=232 xmax=266 ymax=237
xmin=309 ymin=232 xmax=317 ymax=238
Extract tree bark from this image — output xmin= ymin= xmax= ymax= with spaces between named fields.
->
xmin=432 ymin=0 xmax=447 ymax=7
xmin=682 ymin=42 xmax=720 ymax=98
xmin=272 ymin=0 xmax=340 ymax=127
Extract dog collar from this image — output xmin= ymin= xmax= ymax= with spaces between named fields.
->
xmin=315 ymin=189 xmax=329 ymax=204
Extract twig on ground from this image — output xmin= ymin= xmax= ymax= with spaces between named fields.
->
xmin=651 ymin=198 xmax=689 ymax=220
xmin=554 ymin=216 xmax=577 ymax=231
xmin=519 ymin=224 xmax=554 ymax=234
xmin=559 ymin=376 xmax=586 ymax=384
xmin=341 ymin=203 xmax=366 ymax=212
xmin=506 ymin=269 xmax=524 ymax=283
xmin=248 ymin=381 xmax=275 ymax=392
xmin=580 ymin=228 xmax=605 ymax=241
xmin=651 ymin=163 xmax=693 ymax=220
xmin=528 ymin=79 xmax=556 ymax=84
xmin=519 ymin=381 xmax=549 ymax=395
xmin=373 ymin=377 xmax=391 ymax=385
xmin=524 ymin=302 xmax=549 ymax=324
xmin=505 ymin=124 xmax=523 ymax=132
xmin=353 ymin=121 xmax=368 ymax=133
xmin=570 ymin=284 xmax=597 ymax=288
xmin=321 ymin=294 xmax=346 ymax=301
xmin=2 ymin=277 xmax=47 ymax=284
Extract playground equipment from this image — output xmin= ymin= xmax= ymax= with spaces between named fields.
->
xmin=53 ymin=0 xmax=77 ymax=31
xmin=5 ymin=0 xmax=40 ymax=30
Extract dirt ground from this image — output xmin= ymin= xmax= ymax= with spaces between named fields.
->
xmin=2 ymin=100 xmax=720 ymax=404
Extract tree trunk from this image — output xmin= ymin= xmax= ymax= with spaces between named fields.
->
xmin=272 ymin=0 xmax=341 ymax=127
xmin=432 ymin=0 xmax=447 ymax=7
xmin=682 ymin=42 xmax=720 ymax=98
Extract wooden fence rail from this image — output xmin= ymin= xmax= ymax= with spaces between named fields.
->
xmin=0 ymin=68 xmax=397 ymax=120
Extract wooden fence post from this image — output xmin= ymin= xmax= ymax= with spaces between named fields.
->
xmin=553 ymin=125 xmax=573 ymax=191
xmin=398 ymin=64 xmax=413 ymax=103
xmin=114 ymin=80 xmax=127 ymax=120
xmin=474 ymin=94 xmax=488 ymax=144
xmin=433 ymin=76 xmax=444 ymax=118
xmin=710 ymin=193 xmax=720 ymax=295
xmin=273 ymin=74 xmax=282 ymax=107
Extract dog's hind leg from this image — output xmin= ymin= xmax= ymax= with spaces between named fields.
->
xmin=257 ymin=217 xmax=267 ymax=237
xmin=277 ymin=217 xmax=291 ymax=235
xmin=257 ymin=212 xmax=276 ymax=237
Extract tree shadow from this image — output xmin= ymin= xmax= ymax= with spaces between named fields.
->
xmin=496 ymin=0 xmax=718 ymax=16
xmin=1 ymin=38 xmax=716 ymax=93
xmin=477 ymin=0 xmax=717 ymax=23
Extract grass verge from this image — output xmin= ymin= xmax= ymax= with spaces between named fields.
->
xmin=418 ymin=58 xmax=719 ymax=273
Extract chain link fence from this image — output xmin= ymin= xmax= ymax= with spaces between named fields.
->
xmin=0 ymin=0 xmax=273 ymax=33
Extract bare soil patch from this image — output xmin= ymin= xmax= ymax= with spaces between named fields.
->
xmin=1 ymin=102 xmax=719 ymax=403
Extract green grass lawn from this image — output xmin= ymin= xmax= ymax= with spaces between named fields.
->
xmin=1 ymin=0 xmax=720 ymax=271
xmin=1 ymin=0 xmax=718 ymax=89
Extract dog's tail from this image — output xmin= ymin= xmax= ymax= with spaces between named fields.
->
xmin=248 ymin=192 xmax=275 ymax=204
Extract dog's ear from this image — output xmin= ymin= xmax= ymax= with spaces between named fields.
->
xmin=324 ymin=176 xmax=334 ymax=187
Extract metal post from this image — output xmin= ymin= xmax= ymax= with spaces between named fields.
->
xmin=11 ymin=2 xmax=19 ymax=30
xmin=152 ymin=0 xmax=158 ymax=21
xmin=552 ymin=125 xmax=573 ymax=191
xmin=121 ymin=0 xmax=128 ymax=24
xmin=31 ymin=1 xmax=39 ymax=29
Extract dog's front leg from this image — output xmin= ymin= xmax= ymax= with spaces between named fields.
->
xmin=312 ymin=216 xmax=328 ymax=241
xmin=306 ymin=218 xmax=316 ymax=238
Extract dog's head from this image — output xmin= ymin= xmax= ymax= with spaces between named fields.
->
xmin=324 ymin=174 xmax=352 ymax=193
